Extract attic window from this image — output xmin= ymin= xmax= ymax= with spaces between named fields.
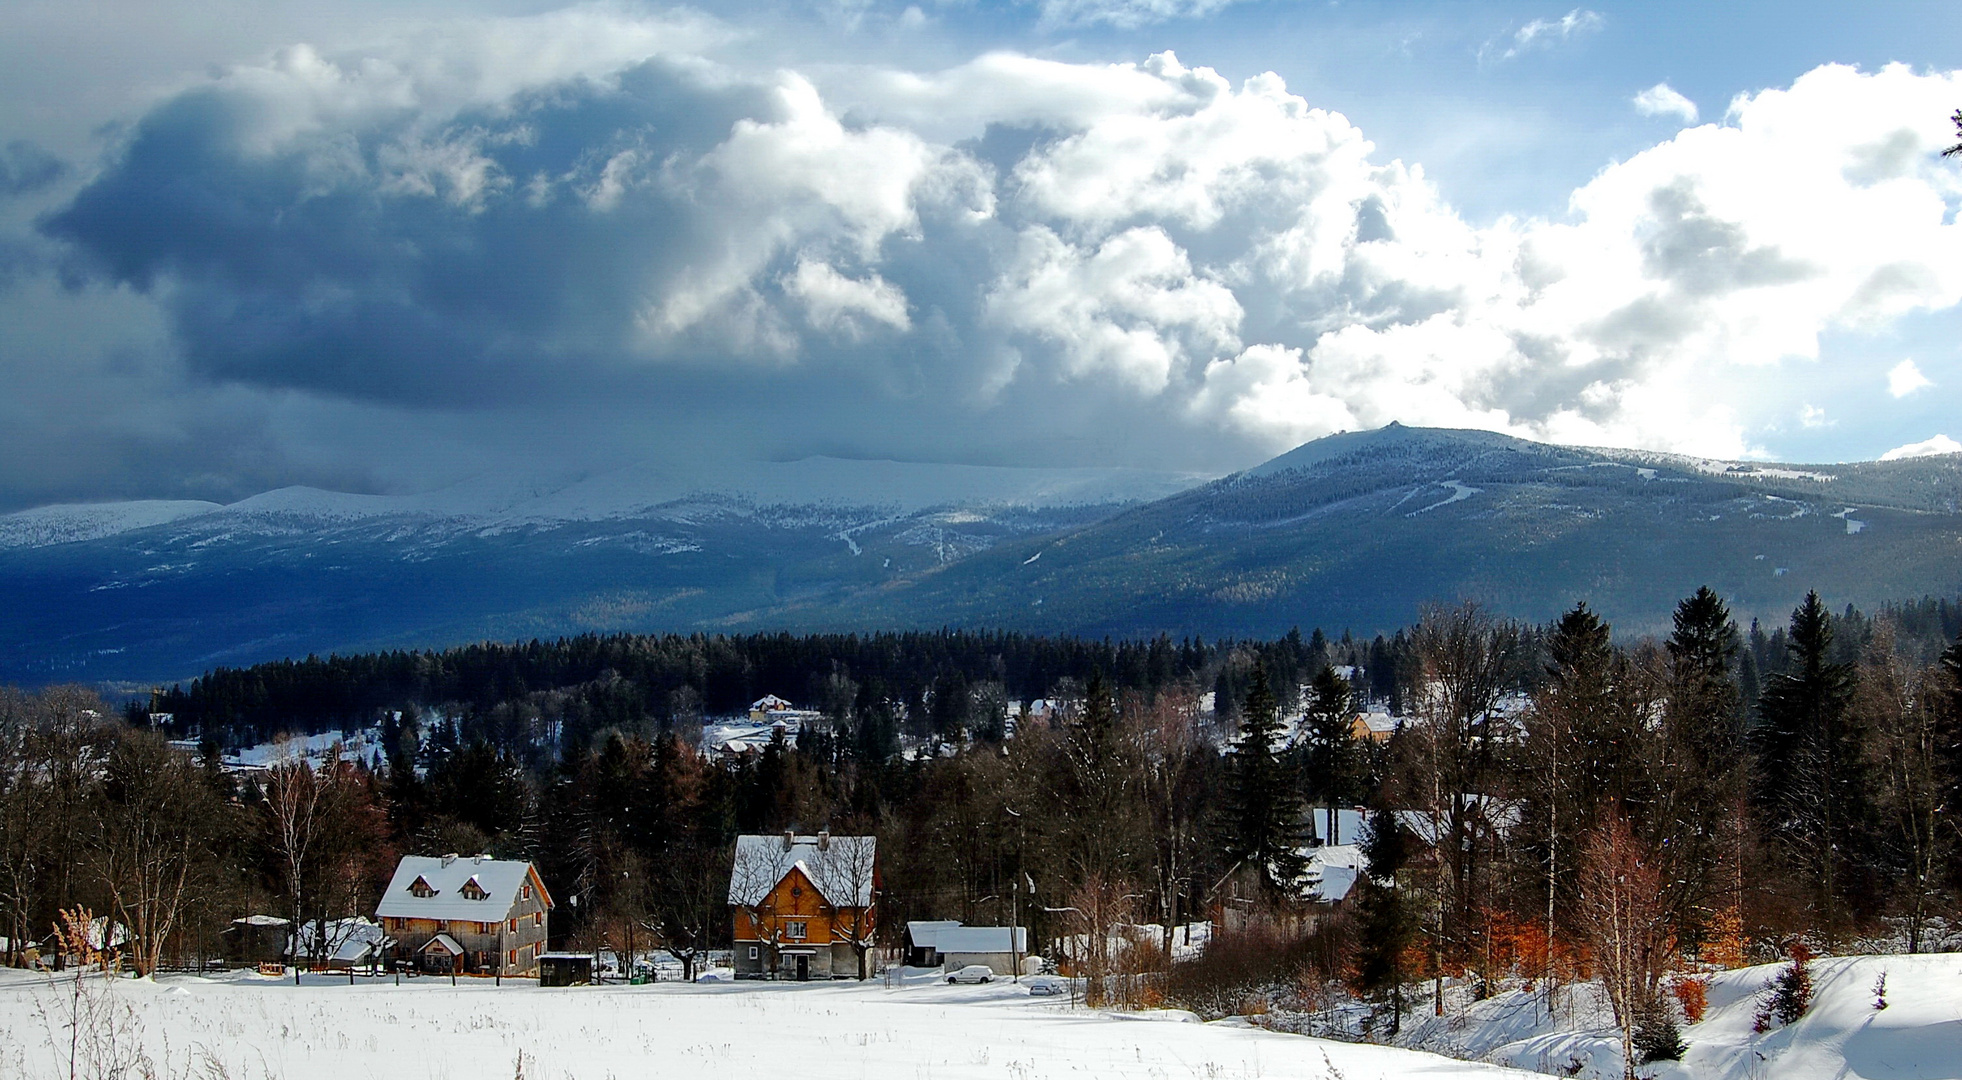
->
xmin=460 ymin=877 xmax=488 ymax=901
xmin=408 ymin=876 xmax=438 ymax=899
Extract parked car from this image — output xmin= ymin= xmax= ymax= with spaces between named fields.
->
xmin=946 ymin=965 xmax=995 ymax=984
xmin=1025 ymin=975 xmax=1068 ymax=997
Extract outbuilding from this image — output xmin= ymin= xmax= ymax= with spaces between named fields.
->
xmin=537 ymin=953 xmax=594 ymax=987
xmin=936 ymin=926 xmax=1026 ymax=976
xmin=903 ymin=920 xmax=962 ymax=968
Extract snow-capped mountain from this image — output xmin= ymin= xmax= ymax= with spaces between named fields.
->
xmin=0 ymin=457 xmax=1211 ymax=683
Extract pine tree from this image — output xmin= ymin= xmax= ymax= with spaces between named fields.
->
xmin=1227 ymin=663 xmax=1307 ymax=891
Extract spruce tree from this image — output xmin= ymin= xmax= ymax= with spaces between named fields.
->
xmin=1227 ymin=663 xmax=1307 ymax=890
xmin=1752 ymin=591 xmax=1867 ymax=935
xmin=1660 ymin=586 xmax=1745 ymax=951
xmin=1300 ymin=665 xmax=1359 ymax=842
xmin=1352 ymin=806 xmax=1414 ymax=1033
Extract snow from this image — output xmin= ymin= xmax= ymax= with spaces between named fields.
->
xmin=1410 ymin=480 xmax=1481 ymax=516
xmin=0 ymin=966 xmax=1551 ymax=1080
xmin=0 ymin=499 xmax=221 ymax=548
xmin=0 ymin=459 xmax=1210 ymax=550
xmin=1397 ymin=954 xmax=1962 ymax=1080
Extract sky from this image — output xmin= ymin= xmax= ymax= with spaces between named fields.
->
xmin=2 ymin=0 xmax=1961 ymax=510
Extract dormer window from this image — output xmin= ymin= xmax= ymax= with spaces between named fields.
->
xmin=460 ymin=877 xmax=488 ymax=901
xmin=408 ymin=876 xmax=438 ymax=899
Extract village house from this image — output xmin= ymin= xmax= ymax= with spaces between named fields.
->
xmin=728 ymin=831 xmax=877 ymax=980
xmin=374 ymin=854 xmax=552 ymax=976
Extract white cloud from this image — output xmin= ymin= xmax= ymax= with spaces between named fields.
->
xmin=786 ymin=259 xmax=912 ymax=335
xmin=1887 ymin=358 xmax=1933 ymax=397
xmin=1633 ymin=83 xmax=1699 ymax=124
xmin=1492 ymin=9 xmax=1604 ymax=62
xmin=41 ymin=21 xmax=1962 ymax=492
xmin=1880 ymin=434 xmax=1962 ymax=460
xmin=1037 ymin=0 xmax=1244 ymax=30
xmin=1798 ymin=404 xmax=1832 ymax=428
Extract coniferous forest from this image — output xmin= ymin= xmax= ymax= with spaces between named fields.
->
xmin=3 ymin=589 xmax=1961 ymax=1032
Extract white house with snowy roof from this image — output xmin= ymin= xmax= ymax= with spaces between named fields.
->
xmin=375 ymin=854 xmax=552 ymax=976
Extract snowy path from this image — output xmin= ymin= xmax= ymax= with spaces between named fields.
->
xmin=0 ymin=969 xmax=1546 ymax=1080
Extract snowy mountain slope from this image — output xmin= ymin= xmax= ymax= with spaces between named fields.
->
xmin=0 ymin=459 xmax=1206 ymax=683
xmin=0 ymin=500 xmax=222 ymax=548
xmin=0 ymin=458 xmax=1211 ymax=552
xmin=821 ymin=425 xmax=1962 ymax=640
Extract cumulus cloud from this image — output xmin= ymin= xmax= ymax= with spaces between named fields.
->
xmin=1633 ymin=83 xmax=1699 ymax=124
xmin=1880 ymin=433 xmax=1962 ymax=460
xmin=17 ymin=11 xmax=1962 ymax=504
xmin=1887 ymin=358 xmax=1933 ymax=397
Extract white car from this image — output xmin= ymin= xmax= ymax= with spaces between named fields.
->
xmin=946 ymin=965 xmax=995 ymax=984
xmin=1025 ymin=975 xmax=1068 ymax=997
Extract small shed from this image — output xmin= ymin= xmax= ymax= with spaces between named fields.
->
xmin=418 ymin=933 xmax=465 ymax=973
xmin=223 ymin=916 xmax=290 ymax=966
xmin=903 ymin=920 xmax=962 ymax=968
xmin=937 ymin=926 xmax=1027 ymax=976
xmin=538 ymin=953 xmax=594 ymax=987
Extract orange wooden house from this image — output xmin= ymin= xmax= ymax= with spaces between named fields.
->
xmin=728 ymin=831 xmax=878 ymax=980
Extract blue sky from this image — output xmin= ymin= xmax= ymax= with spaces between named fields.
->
xmin=0 ymin=0 xmax=1958 ymax=508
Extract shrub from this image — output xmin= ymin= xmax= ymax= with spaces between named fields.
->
xmin=1752 ymin=941 xmax=1813 ymax=1033
xmin=1634 ymin=997 xmax=1687 ymax=1063
xmin=1671 ymin=975 xmax=1709 ymax=1025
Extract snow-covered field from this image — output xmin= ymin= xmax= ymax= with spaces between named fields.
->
xmin=0 ymin=967 xmax=1540 ymax=1080
xmin=2 ymin=954 xmax=1956 ymax=1080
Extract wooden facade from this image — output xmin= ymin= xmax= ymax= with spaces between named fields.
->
xmin=375 ymin=856 xmax=553 ymax=976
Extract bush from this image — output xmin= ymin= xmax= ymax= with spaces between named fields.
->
xmin=1634 ymin=998 xmax=1687 ymax=1063
xmin=1752 ymin=941 xmax=1813 ymax=1033
xmin=1671 ymin=975 xmax=1709 ymax=1024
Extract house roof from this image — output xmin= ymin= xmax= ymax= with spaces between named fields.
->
xmin=727 ymin=834 xmax=877 ymax=908
xmin=935 ymin=927 xmax=1026 ymax=954
xmin=375 ymin=855 xmax=548 ymax=920
xmin=905 ymin=920 xmax=962 ymax=948
xmin=1305 ymin=844 xmax=1364 ymax=904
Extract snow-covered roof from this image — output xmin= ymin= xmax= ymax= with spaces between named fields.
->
xmin=727 ymin=834 xmax=877 ymax=908
xmin=375 ymin=855 xmax=547 ymax=920
xmin=752 ymin=695 xmax=793 ymax=712
xmin=232 ymin=914 xmax=290 ymax=927
xmin=420 ymin=933 xmax=463 ymax=955
xmin=1305 ymin=845 xmax=1364 ymax=904
xmin=292 ymin=918 xmax=387 ymax=963
xmin=905 ymin=920 xmax=962 ymax=947
xmin=936 ymin=927 xmax=1026 ymax=954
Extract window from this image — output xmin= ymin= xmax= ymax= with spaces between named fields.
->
xmin=748 ymin=946 xmax=759 ymax=961
xmin=522 ymin=883 xmax=532 ymax=900
xmin=784 ymin=920 xmax=808 ymax=941
xmin=509 ymin=950 xmax=516 ymax=966
xmin=408 ymin=876 xmax=437 ymax=899
xmin=509 ymin=918 xmax=517 ymax=933
xmin=533 ymin=911 xmax=542 ymax=927
xmin=460 ymin=877 xmax=488 ymax=901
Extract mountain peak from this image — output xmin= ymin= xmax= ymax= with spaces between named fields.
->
xmin=1241 ymin=423 xmax=1540 ymax=480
